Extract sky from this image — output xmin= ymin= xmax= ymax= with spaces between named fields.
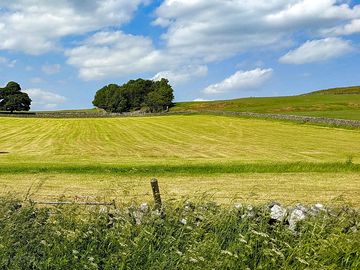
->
xmin=1 ymin=0 xmax=360 ymax=111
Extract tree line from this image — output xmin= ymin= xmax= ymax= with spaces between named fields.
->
xmin=1 ymin=78 xmax=174 ymax=113
xmin=93 ymin=78 xmax=174 ymax=113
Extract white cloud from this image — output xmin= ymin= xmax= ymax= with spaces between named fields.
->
xmin=2 ymin=0 xmax=359 ymax=83
xmin=154 ymin=0 xmax=360 ymax=62
xmin=322 ymin=19 xmax=360 ymax=36
xmin=24 ymin=88 xmax=66 ymax=110
xmin=0 ymin=1 xmax=146 ymax=54
xmin=42 ymin=64 xmax=61 ymax=75
xmin=265 ymin=0 xmax=360 ymax=28
xmin=279 ymin=37 xmax=354 ymax=64
xmin=0 ymin=56 xmax=16 ymax=68
xmin=193 ymin=98 xmax=212 ymax=102
xmin=152 ymin=65 xmax=208 ymax=86
xmin=65 ymin=31 xmax=166 ymax=80
xmin=203 ymin=68 xmax=273 ymax=95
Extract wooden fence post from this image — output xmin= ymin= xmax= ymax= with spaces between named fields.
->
xmin=150 ymin=178 xmax=162 ymax=210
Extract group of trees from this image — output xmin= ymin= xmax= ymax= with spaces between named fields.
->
xmin=0 ymin=82 xmax=31 ymax=113
xmin=93 ymin=78 xmax=174 ymax=113
xmin=1 ymin=78 xmax=173 ymax=114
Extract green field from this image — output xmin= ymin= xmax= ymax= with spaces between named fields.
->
xmin=1 ymin=115 xmax=359 ymax=205
xmin=173 ymin=86 xmax=360 ymax=120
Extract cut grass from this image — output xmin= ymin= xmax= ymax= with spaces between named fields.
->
xmin=1 ymin=115 xmax=359 ymax=204
xmin=1 ymin=172 xmax=359 ymax=206
xmin=1 ymin=115 xmax=359 ymax=164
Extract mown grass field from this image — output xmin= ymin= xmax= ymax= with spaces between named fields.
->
xmin=173 ymin=86 xmax=360 ymax=120
xmin=1 ymin=114 xmax=359 ymax=205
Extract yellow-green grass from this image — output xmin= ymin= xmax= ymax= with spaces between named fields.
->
xmin=1 ymin=115 xmax=359 ymax=164
xmin=1 ymin=115 xmax=360 ymax=204
xmin=172 ymin=93 xmax=360 ymax=120
xmin=1 ymin=173 xmax=359 ymax=206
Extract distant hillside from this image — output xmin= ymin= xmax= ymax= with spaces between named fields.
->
xmin=306 ymin=86 xmax=360 ymax=95
xmin=172 ymin=86 xmax=360 ymax=120
xmin=15 ymin=85 xmax=360 ymax=121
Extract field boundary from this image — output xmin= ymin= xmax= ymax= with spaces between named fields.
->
xmin=1 ymin=162 xmax=359 ymax=175
xmin=1 ymin=109 xmax=360 ymax=128
xmin=198 ymin=110 xmax=360 ymax=128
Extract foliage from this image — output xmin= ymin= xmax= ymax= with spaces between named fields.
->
xmin=93 ymin=78 xmax=174 ymax=113
xmin=0 ymin=81 xmax=31 ymax=113
xmin=0 ymin=197 xmax=359 ymax=269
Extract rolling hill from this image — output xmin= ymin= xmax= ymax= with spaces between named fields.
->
xmin=172 ymin=86 xmax=360 ymax=120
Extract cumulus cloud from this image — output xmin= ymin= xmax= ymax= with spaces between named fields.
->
xmin=65 ymin=31 xmax=166 ymax=80
xmin=42 ymin=64 xmax=61 ymax=75
xmin=265 ymin=0 xmax=359 ymax=28
xmin=24 ymin=89 xmax=66 ymax=110
xmin=53 ymin=0 xmax=360 ymax=81
xmin=2 ymin=0 xmax=360 ymax=83
xmin=203 ymin=68 xmax=273 ymax=95
xmin=152 ymin=65 xmax=208 ymax=85
xmin=279 ymin=37 xmax=354 ymax=64
xmin=322 ymin=19 xmax=360 ymax=36
xmin=0 ymin=0 xmax=146 ymax=54
xmin=154 ymin=0 xmax=360 ymax=62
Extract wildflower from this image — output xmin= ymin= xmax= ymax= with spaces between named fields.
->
xmin=189 ymin=257 xmax=198 ymax=263
xmin=140 ymin=203 xmax=149 ymax=213
xmin=234 ymin=203 xmax=242 ymax=210
xmin=180 ymin=218 xmax=187 ymax=225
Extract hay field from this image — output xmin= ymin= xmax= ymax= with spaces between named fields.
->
xmin=1 ymin=115 xmax=359 ymax=205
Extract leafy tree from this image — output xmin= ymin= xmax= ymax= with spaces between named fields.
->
xmin=92 ymin=78 xmax=174 ymax=113
xmin=0 ymin=82 xmax=31 ymax=113
xmin=146 ymin=79 xmax=174 ymax=112
xmin=92 ymin=84 xmax=119 ymax=112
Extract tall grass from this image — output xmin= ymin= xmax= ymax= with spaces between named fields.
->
xmin=0 ymin=196 xmax=359 ymax=269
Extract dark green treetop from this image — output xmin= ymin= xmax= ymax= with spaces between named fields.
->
xmin=0 ymin=81 xmax=32 ymax=113
xmin=92 ymin=78 xmax=174 ymax=113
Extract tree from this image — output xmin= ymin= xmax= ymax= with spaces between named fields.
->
xmin=145 ymin=79 xmax=174 ymax=112
xmin=0 ymin=82 xmax=31 ymax=113
xmin=92 ymin=78 xmax=174 ymax=113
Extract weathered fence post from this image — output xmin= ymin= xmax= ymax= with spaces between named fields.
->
xmin=150 ymin=178 xmax=162 ymax=210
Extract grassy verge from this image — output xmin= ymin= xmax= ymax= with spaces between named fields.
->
xmin=0 ymin=197 xmax=359 ymax=269
xmin=1 ymin=161 xmax=359 ymax=175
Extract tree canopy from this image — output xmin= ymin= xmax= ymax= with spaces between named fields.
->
xmin=0 ymin=82 xmax=31 ymax=113
xmin=93 ymin=78 xmax=174 ymax=113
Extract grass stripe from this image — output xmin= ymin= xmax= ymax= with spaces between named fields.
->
xmin=0 ymin=162 xmax=359 ymax=175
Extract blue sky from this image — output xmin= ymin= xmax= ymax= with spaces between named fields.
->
xmin=1 ymin=0 xmax=360 ymax=110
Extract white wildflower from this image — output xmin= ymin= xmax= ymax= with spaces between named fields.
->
xmin=180 ymin=218 xmax=187 ymax=225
